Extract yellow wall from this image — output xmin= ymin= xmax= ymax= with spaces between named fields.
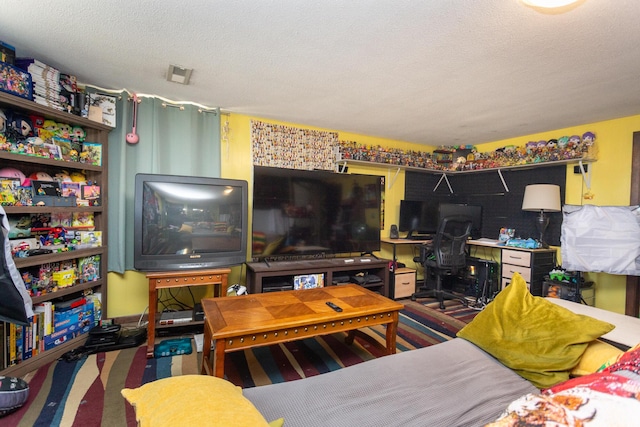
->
xmin=106 ymin=113 xmax=640 ymax=318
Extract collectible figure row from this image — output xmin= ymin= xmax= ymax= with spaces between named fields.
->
xmin=0 ymin=167 xmax=100 ymax=207
xmin=0 ymin=107 xmax=102 ymax=165
xmin=8 ymin=211 xmax=99 ymax=257
xmin=337 ymin=131 xmax=597 ymax=171
xmin=21 ymin=255 xmax=101 ymax=297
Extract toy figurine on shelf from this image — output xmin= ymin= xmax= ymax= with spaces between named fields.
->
xmin=582 ymin=131 xmax=598 ymax=160
xmin=68 ymin=149 xmax=79 ymax=162
xmin=70 ymin=126 xmax=85 ymax=146
xmin=557 ymin=136 xmax=569 ymax=150
xmin=57 ymin=123 xmax=72 ymax=139
xmin=39 ymin=227 xmax=67 ymax=247
xmin=38 ymin=120 xmax=58 ymax=144
xmin=8 ymin=114 xmax=33 ymax=143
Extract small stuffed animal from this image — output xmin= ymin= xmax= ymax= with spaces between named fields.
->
xmin=29 ymin=171 xmax=54 ymax=182
xmin=69 ymin=171 xmax=86 ymax=183
xmin=0 ymin=167 xmax=27 ymax=185
xmin=9 ymin=114 xmax=33 ymax=140
xmin=54 ymin=171 xmax=72 ymax=182
xmin=70 ymin=126 xmax=86 ymax=144
xmin=57 ymin=122 xmax=72 ymax=139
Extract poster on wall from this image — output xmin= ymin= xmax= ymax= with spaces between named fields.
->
xmin=251 ymin=120 xmax=337 ymax=170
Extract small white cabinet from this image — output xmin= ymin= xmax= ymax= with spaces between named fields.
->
xmin=393 ymin=268 xmax=416 ymax=299
xmin=500 ymin=247 xmax=556 ymax=296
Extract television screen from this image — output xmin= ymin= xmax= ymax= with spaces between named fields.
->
xmin=399 ymin=200 xmax=439 ymax=238
xmin=252 ymin=166 xmax=382 ymax=259
xmin=134 ymin=173 xmax=248 ymax=271
xmin=438 ymin=203 xmax=483 ymax=239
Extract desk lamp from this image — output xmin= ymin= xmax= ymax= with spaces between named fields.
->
xmin=522 ymin=184 xmax=561 ymax=247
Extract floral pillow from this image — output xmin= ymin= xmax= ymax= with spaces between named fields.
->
xmin=486 ymin=343 xmax=640 ymax=426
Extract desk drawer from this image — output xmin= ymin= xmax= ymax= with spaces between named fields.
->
xmin=502 ymin=264 xmax=532 ymax=283
xmin=394 ymin=268 xmax=416 ymax=299
xmin=502 ymin=249 xmax=532 ymax=267
xmin=502 ymin=277 xmax=532 ymax=291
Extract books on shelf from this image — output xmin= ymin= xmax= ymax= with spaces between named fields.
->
xmin=1 ymin=299 xmax=97 ymax=368
xmin=34 ymin=302 xmax=53 ymax=337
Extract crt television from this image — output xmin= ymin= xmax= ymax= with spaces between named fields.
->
xmin=252 ymin=166 xmax=383 ymax=259
xmin=134 ymin=173 xmax=249 ymax=271
xmin=438 ymin=203 xmax=483 ymax=239
xmin=399 ymin=200 xmax=439 ymax=239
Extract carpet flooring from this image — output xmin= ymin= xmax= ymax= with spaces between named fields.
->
xmin=3 ymin=298 xmax=478 ymax=427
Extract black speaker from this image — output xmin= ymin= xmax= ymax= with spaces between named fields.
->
xmin=390 ymin=224 xmax=399 ymax=239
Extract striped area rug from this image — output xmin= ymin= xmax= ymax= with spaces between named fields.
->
xmin=4 ymin=343 xmax=199 ymax=427
xmin=4 ymin=298 xmax=478 ymax=426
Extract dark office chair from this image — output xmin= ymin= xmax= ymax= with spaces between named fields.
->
xmin=411 ymin=215 xmax=472 ymax=309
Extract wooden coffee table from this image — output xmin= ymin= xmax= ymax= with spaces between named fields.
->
xmin=200 ymin=284 xmax=404 ymax=378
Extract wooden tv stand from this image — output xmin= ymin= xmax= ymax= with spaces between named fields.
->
xmin=246 ymin=257 xmax=391 ymax=297
xmin=146 ymin=268 xmax=230 ymax=358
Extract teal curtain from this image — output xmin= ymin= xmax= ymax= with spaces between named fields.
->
xmin=106 ymin=92 xmax=220 ymax=273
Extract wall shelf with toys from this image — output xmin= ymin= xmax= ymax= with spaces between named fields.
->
xmin=0 ymin=150 xmax=102 ymax=171
xmin=0 ymin=90 xmax=110 ymax=378
xmin=336 ymin=134 xmax=597 ymax=191
xmin=337 ymin=157 xmax=595 ymax=193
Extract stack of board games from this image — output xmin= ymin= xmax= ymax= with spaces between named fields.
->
xmin=15 ymin=57 xmax=63 ymax=111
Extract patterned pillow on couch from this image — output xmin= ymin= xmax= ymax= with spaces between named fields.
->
xmin=485 ymin=343 xmax=640 ymax=426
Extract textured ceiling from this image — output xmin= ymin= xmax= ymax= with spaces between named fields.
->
xmin=1 ymin=0 xmax=639 ymax=147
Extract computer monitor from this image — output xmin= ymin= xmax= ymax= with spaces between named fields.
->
xmin=438 ymin=203 xmax=483 ymax=239
xmin=399 ymin=200 xmax=439 ymax=239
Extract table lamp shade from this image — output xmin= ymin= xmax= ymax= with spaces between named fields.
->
xmin=522 ymin=184 xmax=561 ymax=212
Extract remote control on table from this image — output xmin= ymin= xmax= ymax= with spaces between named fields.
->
xmin=326 ymin=301 xmax=343 ymax=312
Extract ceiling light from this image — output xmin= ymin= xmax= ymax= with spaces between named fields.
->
xmin=521 ymin=0 xmax=580 ymax=7
xmin=167 ymin=64 xmax=193 ymax=85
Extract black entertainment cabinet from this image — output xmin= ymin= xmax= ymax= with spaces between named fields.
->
xmin=246 ymin=257 xmax=391 ymax=297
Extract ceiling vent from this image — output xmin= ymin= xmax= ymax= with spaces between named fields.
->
xmin=167 ymin=65 xmax=193 ymax=85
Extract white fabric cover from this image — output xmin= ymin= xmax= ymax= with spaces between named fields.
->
xmin=561 ymin=204 xmax=640 ymax=275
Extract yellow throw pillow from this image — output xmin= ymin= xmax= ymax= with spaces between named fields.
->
xmin=121 ymin=375 xmax=284 ymax=427
xmin=457 ymin=273 xmax=614 ymax=389
xmin=571 ymin=339 xmax=623 ymax=377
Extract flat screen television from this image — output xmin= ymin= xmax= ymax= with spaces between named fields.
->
xmin=399 ymin=200 xmax=439 ymax=239
xmin=134 ymin=173 xmax=249 ymax=271
xmin=252 ymin=166 xmax=383 ymax=260
xmin=438 ymin=203 xmax=483 ymax=239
